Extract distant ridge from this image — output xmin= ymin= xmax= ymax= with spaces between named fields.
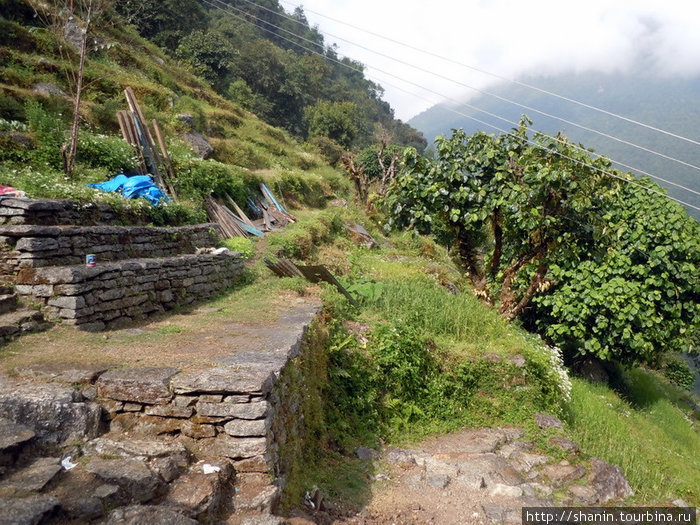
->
xmin=409 ymin=72 xmax=700 ymax=218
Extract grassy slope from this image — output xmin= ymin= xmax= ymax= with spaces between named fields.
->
xmin=0 ymin=14 xmax=349 ymax=215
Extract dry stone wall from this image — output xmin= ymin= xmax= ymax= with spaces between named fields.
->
xmin=91 ymin=303 xmax=321 ymax=513
xmin=0 ymin=197 xmax=151 ymax=226
xmin=0 ymin=224 xmax=219 ymax=271
xmin=14 ymin=252 xmax=244 ymax=331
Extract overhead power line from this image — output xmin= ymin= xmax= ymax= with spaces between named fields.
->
xmin=278 ymin=0 xmax=700 ymax=149
xmin=241 ymin=0 xmax=700 ymax=174
xmin=207 ymin=0 xmax=700 ymax=200
xmin=199 ymin=0 xmax=700 ymax=212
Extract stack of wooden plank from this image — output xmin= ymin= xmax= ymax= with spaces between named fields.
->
xmin=205 ymin=184 xmax=296 ymax=240
xmin=117 ymin=87 xmax=177 ymax=199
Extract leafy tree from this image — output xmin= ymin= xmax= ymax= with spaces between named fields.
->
xmin=175 ymin=30 xmax=237 ymax=91
xmin=386 ymin=119 xmax=699 ymax=364
xmin=531 ymin=178 xmax=700 ymax=364
xmin=305 ymin=100 xmax=360 ymax=149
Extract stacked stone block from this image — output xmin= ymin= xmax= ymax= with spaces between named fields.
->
xmin=13 ymin=252 xmax=243 ymax=330
xmin=0 ymin=224 xmax=219 ymax=270
xmin=0 ymin=198 xmax=243 ymax=331
xmin=0 ymin=197 xmax=151 ymax=226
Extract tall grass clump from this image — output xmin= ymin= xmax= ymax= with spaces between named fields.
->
xmin=566 ymin=376 xmax=699 ymax=504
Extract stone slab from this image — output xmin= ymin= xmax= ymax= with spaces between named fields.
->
xmin=0 ymin=494 xmax=59 ymax=525
xmin=0 ymin=457 xmax=61 ymax=493
xmin=97 ymin=367 xmax=179 ymax=405
xmin=14 ymin=362 xmax=109 ymax=384
xmin=0 ymin=418 xmax=35 ymax=452
xmin=197 ymin=401 xmax=268 ymax=420
xmin=171 ymin=368 xmax=275 ymax=395
xmin=199 ymin=435 xmax=267 ymax=460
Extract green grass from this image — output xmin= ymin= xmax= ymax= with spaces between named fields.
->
xmin=566 ymin=376 xmax=699 ymax=504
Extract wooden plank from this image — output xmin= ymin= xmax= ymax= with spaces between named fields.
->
xmin=152 ymin=119 xmax=178 ymax=200
xmin=124 ymin=88 xmax=168 ymax=192
xmin=226 ymin=194 xmax=255 ymax=228
xmin=296 ymin=264 xmax=359 ymax=306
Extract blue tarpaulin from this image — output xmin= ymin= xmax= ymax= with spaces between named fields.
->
xmin=88 ymin=175 xmax=170 ymax=206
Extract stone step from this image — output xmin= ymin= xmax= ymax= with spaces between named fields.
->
xmin=0 ymin=293 xmax=17 ymax=315
xmin=0 ymin=223 xmax=220 ymax=270
xmin=0 ymin=418 xmax=36 ymax=470
xmin=14 ymin=251 xmax=244 ymax=331
xmin=0 ymin=307 xmax=51 ymax=342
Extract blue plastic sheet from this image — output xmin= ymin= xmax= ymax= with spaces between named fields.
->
xmin=88 ymin=175 xmax=170 ymax=206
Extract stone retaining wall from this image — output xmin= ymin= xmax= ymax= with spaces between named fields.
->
xmin=91 ymin=303 xmax=320 ymax=510
xmin=0 ymin=198 xmax=152 ymax=226
xmin=14 ymin=252 xmax=244 ymax=331
xmin=0 ymin=224 xmax=220 ymax=271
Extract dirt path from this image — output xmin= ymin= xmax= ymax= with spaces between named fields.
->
xmin=290 ymin=424 xmax=634 ymax=525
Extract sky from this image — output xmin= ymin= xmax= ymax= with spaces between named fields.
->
xmin=278 ymin=0 xmax=700 ymax=121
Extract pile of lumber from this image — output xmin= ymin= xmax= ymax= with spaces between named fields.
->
xmin=117 ymin=87 xmax=177 ymax=199
xmin=205 ymin=184 xmax=296 ymax=240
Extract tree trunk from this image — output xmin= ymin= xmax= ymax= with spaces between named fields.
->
xmin=456 ymin=228 xmax=490 ymax=303
xmin=64 ymin=7 xmax=90 ymax=175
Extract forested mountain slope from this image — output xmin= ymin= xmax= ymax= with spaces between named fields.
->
xmin=409 ymin=73 xmax=700 ymax=218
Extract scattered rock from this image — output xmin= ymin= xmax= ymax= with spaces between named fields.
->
xmin=426 ymin=473 xmax=451 ymax=488
xmin=181 ymin=131 xmax=214 ymax=159
xmin=567 ymin=484 xmax=598 ymax=504
xmin=31 ymin=82 xmax=66 ymax=97
xmin=549 ymin=436 xmax=579 ymax=452
xmin=534 ymin=413 xmax=563 ymax=429
xmin=539 ymin=461 xmax=586 ymax=487
xmin=176 ymin=113 xmax=195 ymax=129
xmin=104 ymin=504 xmax=198 ymax=525
xmin=588 ymin=457 xmax=633 ymax=503
xmin=481 ymin=504 xmax=520 ymax=524
xmin=0 ymin=418 xmax=35 ymax=454
xmin=0 ymin=457 xmax=61 ymax=493
xmin=84 ymin=457 xmax=162 ymax=503
xmin=355 ymin=447 xmax=378 ymax=460
xmin=166 ymin=461 xmax=232 ymax=518
xmin=483 ymin=353 xmax=502 ymax=363
xmin=488 ymin=483 xmax=523 ymax=498
xmin=508 ymin=354 xmax=527 ymax=367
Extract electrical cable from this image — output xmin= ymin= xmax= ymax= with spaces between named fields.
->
xmin=236 ymin=0 xmax=700 ymax=174
xmin=200 ymin=0 xmax=700 ymax=212
xmin=278 ymin=0 xmax=700 ymax=148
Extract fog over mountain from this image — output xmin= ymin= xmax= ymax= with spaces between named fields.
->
xmin=409 ymin=72 xmax=700 ymax=219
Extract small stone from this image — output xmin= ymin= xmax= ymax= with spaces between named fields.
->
xmin=355 ymin=447 xmax=378 ymax=460
xmin=488 ymin=483 xmax=523 ymax=497
xmin=534 ymin=413 xmax=563 ymax=428
xmin=181 ymin=421 xmax=217 ymax=439
xmin=197 ymin=401 xmax=268 ymax=420
xmin=122 ymin=403 xmax=142 ymax=412
xmin=145 ymin=405 xmax=194 ymax=418
xmin=549 ymin=437 xmax=579 ymax=452
xmin=224 ymin=419 xmax=267 ymax=437
xmin=199 ymin=394 xmax=223 ymax=403
xmin=427 ymin=474 xmax=451 ymax=489
xmin=232 ymin=455 xmax=269 ymax=473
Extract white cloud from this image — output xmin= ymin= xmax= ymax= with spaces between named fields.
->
xmin=291 ymin=0 xmax=700 ymax=120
